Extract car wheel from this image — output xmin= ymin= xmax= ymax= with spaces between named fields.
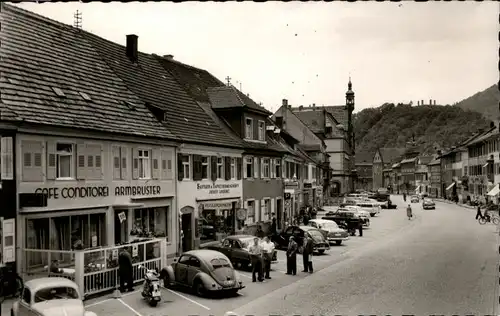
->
xmin=161 ymin=272 xmax=171 ymax=289
xmin=193 ymin=280 xmax=205 ymax=297
xmin=149 ymin=300 xmax=158 ymax=307
xmin=335 ymin=241 xmax=342 ymax=246
xmin=370 ymin=214 xmax=375 ymax=217
xmin=317 ymin=250 xmax=325 ymax=255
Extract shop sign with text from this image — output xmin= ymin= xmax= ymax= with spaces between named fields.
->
xmin=34 ymin=185 xmax=162 ymax=200
xmin=197 ymin=182 xmax=240 ymax=196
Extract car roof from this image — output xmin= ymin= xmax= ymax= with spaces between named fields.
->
xmin=227 ymin=234 xmax=256 ymax=241
xmin=299 ymin=225 xmax=317 ymax=231
xmin=310 ymin=219 xmax=336 ymax=224
xmin=25 ymin=277 xmax=78 ymax=293
xmin=183 ymin=249 xmax=231 ymax=261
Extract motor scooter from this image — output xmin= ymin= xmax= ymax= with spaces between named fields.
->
xmin=140 ymin=265 xmax=162 ymax=307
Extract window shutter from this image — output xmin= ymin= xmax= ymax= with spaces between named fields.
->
xmin=282 ymin=159 xmax=286 ymax=178
xmin=21 ymin=140 xmax=43 ymax=182
xmin=112 ymin=146 xmax=121 ymax=180
xmin=254 ymin=158 xmax=259 ymax=179
xmin=260 ymin=158 xmax=265 ymax=178
xmin=132 ymin=148 xmax=139 ymax=180
xmin=211 ymin=156 xmax=217 ymax=181
xmin=95 ymin=145 xmax=103 ymax=180
xmin=270 ymin=159 xmax=275 ymax=178
xmin=237 ymin=157 xmax=242 ymax=180
xmin=2 ymin=218 xmax=15 ymax=263
xmin=152 ymin=149 xmax=161 ymax=179
xmin=192 ymin=155 xmax=202 ymax=181
xmin=254 ymin=199 xmax=260 ymax=222
xmin=177 ymin=153 xmax=184 ymax=181
xmin=1 ymin=137 xmax=13 ymax=180
xmin=224 ymin=157 xmax=231 ymax=180
xmin=271 ymin=198 xmax=275 ymax=217
xmin=161 ymin=150 xmax=172 ymax=180
xmin=120 ymin=147 xmax=128 ymax=180
xmin=76 ymin=143 xmax=86 ymax=180
xmin=86 ymin=144 xmax=102 ymax=180
xmin=45 ymin=141 xmax=56 ymax=180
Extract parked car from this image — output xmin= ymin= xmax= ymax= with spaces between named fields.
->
xmin=354 ymin=202 xmax=381 ymax=217
xmin=422 ymin=198 xmax=436 ymax=210
xmin=11 ymin=277 xmax=97 ymax=316
xmin=160 ymin=249 xmax=244 ymax=297
xmin=241 ymin=221 xmax=273 ymax=237
xmin=328 ymin=207 xmax=371 ymax=227
xmin=200 ymin=234 xmax=277 ymax=269
xmin=275 ymin=225 xmax=330 ymax=254
xmin=308 ymin=219 xmax=349 ymax=245
xmin=410 ymin=195 xmax=419 ymax=203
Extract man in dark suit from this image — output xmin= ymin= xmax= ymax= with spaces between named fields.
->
xmin=301 ymin=235 xmax=314 ymax=273
xmin=286 ymin=236 xmax=298 ymax=275
xmin=118 ymin=248 xmax=134 ymax=292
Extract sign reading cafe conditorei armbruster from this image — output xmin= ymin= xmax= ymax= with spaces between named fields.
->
xmin=34 ymin=185 xmax=162 ymax=200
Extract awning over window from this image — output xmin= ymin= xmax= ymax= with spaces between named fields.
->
xmin=487 ymin=184 xmax=500 ymax=197
xmin=445 ymin=182 xmax=456 ymax=191
xmin=415 ymin=185 xmax=421 ymax=192
xmin=483 ymin=163 xmax=489 ymax=168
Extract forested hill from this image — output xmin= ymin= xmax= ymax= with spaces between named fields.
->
xmin=454 ymin=84 xmax=499 ymax=120
xmin=353 ymin=103 xmax=490 ymax=154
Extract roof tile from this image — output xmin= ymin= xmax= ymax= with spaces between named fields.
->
xmin=1 ymin=4 xmax=177 ymax=140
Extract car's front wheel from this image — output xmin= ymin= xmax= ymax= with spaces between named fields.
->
xmin=317 ymin=250 xmax=325 ymax=255
xmin=335 ymin=241 xmax=342 ymax=246
xmin=193 ymin=280 xmax=205 ymax=297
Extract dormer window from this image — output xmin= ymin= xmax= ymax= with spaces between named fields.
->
xmin=258 ymin=121 xmax=265 ymax=141
xmin=245 ymin=118 xmax=253 ymax=139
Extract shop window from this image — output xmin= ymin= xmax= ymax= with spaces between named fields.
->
xmin=245 ymin=157 xmax=253 ymax=178
xmin=201 ymin=156 xmax=209 ymax=180
xmin=230 ymin=158 xmax=236 ymax=180
xmin=201 ymin=205 xmax=234 ymax=243
xmin=56 ymin=143 xmax=74 ymax=179
xmin=131 ymin=207 xmax=169 ymax=239
xmin=138 ymin=149 xmax=151 ymax=179
xmin=217 ymin=157 xmax=224 ymax=179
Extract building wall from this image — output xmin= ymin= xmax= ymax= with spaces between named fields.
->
xmin=325 ymin=139 xmax=344 ymax=173
xmin=16 ymin=132 xmax=178 ymax=272
xmin=176 ymin=144 xmax=243 ymax=249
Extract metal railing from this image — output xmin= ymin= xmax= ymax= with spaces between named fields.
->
xmin=22 ymin=238 xmax=167 ymax=297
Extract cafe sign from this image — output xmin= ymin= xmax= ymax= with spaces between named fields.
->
xmin=34 ymin=185 xmax=162 ymax=200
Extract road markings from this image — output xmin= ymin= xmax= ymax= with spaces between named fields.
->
xmin=117 ymin=298 xmax=143 ymax=316
xmin=238 ymin=272 xmax=252 ymax=279
xmin=85 ymin=289 xmax=141 ymax=308
xmin=163 ymin=287 xmax=211 ymax=310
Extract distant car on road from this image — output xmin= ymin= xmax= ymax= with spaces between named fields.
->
xmin=422 ymin=198 xmax=436 ymax=209
xmin=410 ymin=195 xmax=420 ymax=203
xmin=200 ymin=235 xmax=277 ymax=269
xmin=161 ymin=249 xmax=245 ymax=297
xmin=275 ymin=225 xmax=330 ymax=254
xmin=308 ymin=219 xmax=349 ymax=245
xmin=11 ymin=277 xmax=97 ymax=316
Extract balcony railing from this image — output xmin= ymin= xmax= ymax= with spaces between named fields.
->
xmin=22 ymin=238 xmax=167 ymax=297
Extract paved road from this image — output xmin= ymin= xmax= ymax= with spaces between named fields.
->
xmin=34 ymin=194 xmax=495 ymax=316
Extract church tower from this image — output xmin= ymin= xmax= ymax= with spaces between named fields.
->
xmin=345 ymin=77 xmax=355 ymax=151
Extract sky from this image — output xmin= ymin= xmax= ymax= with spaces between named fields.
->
xmin=14 ymin=2 xmax=499 ymax=113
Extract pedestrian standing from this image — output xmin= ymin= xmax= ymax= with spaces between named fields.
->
xmin=475 ymin=206 xmax=482 ymax=220
xmin=271 ymin=217 xmax=277 ymax=236
xmin=406 ymin=204 xmax=413 ymax=220
xmin=286 ymin=236 xmax=298 ymax=275
xmin=248 ymin=237 xmax=264 ymax=282
xmin=262 ymin=236 xmax=275 ymax=279
xmin=403 ymin=192 xmax=407 ymax=202
xmin=358 ymin=220 xmax=363 ymax=237
xmin=118 ymin=248 xmax=134 ymax=292
xmin=302 ymin=235 xmax=314 ymax=273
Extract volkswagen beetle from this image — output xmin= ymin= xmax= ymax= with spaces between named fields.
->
xmin=11 ymin=277 xmax=97 ymax=316
xmin=160 ymin=249 xmax=244 ymax=297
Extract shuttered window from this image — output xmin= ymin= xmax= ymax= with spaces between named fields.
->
xmin=161 ymin=150 xmax=173 ymax=180
xmin=120 ymin=147 xmax=128 ymax=180
xmin=86 ymin=144 xmax=103 ymax=180
xmin=1 ymin=137 xmax=14 ymax=180
xmin=21 ymin=140 xmax=43 ymax=182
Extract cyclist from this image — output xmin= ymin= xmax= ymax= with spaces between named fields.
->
xmin=484 ymin=208 xmax=491 ymax=222
xmin=406 ymin=204 xmax=413 ymax=220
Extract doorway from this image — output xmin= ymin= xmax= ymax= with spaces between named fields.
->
xmin=181 ymin=213 xmax=192 ymax=252
xmin=114 ymin=209 xmax=127 ymax=245
xmin=276 ymin=199 xmax=282 ymax=229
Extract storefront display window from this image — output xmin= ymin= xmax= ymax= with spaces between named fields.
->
xmin=200 ymin=207 xmax=235 ymax=243
xmin=26 ymin=213 xmax=106 ymax=270
xmin=131 ymin=207 xmax=168 ymax=239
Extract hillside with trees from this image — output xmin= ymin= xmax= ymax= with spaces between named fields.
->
xmin=454 ymin=84 xmax=499 ymax=120
xmin=353 ymin=103 xmax=490 ymax=154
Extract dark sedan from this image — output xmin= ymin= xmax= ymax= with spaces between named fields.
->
xmin=200 ymin=235 xmax=277 ymax=269
xmin=275 ymin=225 xmax=330 ymax=254
xmin=160 ymin=250 xmax=244 ymax=297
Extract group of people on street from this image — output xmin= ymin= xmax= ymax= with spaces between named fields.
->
xmin=248 ymin=236 xmax=275 ymax=282
xmin=285 ymin=235 xmax=314 ymax=275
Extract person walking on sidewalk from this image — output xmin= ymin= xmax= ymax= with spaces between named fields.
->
xmin=475 ymin=206 xmax=482 ymax=220
xmin=403 ymin=192 xmax=407 ymax=202
xmin=248 ymin=237 xmax=264 ymax=282
xmin=301 ymin=235 xmax=314 ymax=273
xmin=358 ymin=220 xmax=363 ymax=237
xmin=406 ymin=204 xmax=413 ymax=220
xmin=118 ymin=248 xmax=134 ymax=292
xmin=262 ymin=236 xmax=274 ymax=279
xmin=286 ymin=236 xmax=298 ymax=275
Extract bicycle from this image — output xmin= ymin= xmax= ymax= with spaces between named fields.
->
xmin=0 ymin=264 xmax=23 ymax=303
xmin=478 ymin=215 xmax=499 ymax=225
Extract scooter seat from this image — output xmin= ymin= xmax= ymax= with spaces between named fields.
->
xmin=147 ymin=275 xmax=160 ymax=282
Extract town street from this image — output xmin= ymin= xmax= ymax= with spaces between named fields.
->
xmin=78 ymin=195 xmax=498 ymax=316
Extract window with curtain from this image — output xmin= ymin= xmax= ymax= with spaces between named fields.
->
xmin=132 ymin=208 xmax=167 ymax=238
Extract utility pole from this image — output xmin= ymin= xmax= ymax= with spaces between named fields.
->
xmin=73 ymin=10 xmax=82 ymax=29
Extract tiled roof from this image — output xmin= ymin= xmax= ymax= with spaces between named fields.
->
xmin=81 ymin=32 xmax=242 ymax=148
xmin=324 ymin=105 xmax=347 ymax=126
xmin=400 ymin=157 xmax=417 ymax=164
xmin=355 ymin=151 xmax=374 ymax=164
xmin=379 ymin=148 xmax=406 ymax=164
xmin=206 ymin=86 xmax=271 ymax=114
xmin=465 ymin=126 xmax=497 ymax=147
xmin=428 ymin=158 xmax=441 ymax=166
xmin=1 ymin=4 xmax=178 ymax=140
xmin=290 ymin=108 xmax=325 ymax=133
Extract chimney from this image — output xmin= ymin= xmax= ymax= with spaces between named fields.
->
xmin=417 ymin=101 xmax=420 ymax=106
xmin=126 ymin=34 xmax=138 ymax=63
xmin=163 ymin=54 xmax=174 ymax=60
xmin=299 ymin=105 xmax=304 ymax=110
xmin=421 ymin=100 xmax=424 ymax=105
xmin=437 ymin=150 xmax=442 ymax=156
xmin=429 ymin=99 xmax=432 ymax=106
xmin=434 ymin=100 xmax=436 ymax=105
xmin=282 ymin=99 xmax=288 ymax=130
xmin=312 ymin=103 xmax=316 ymax=110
